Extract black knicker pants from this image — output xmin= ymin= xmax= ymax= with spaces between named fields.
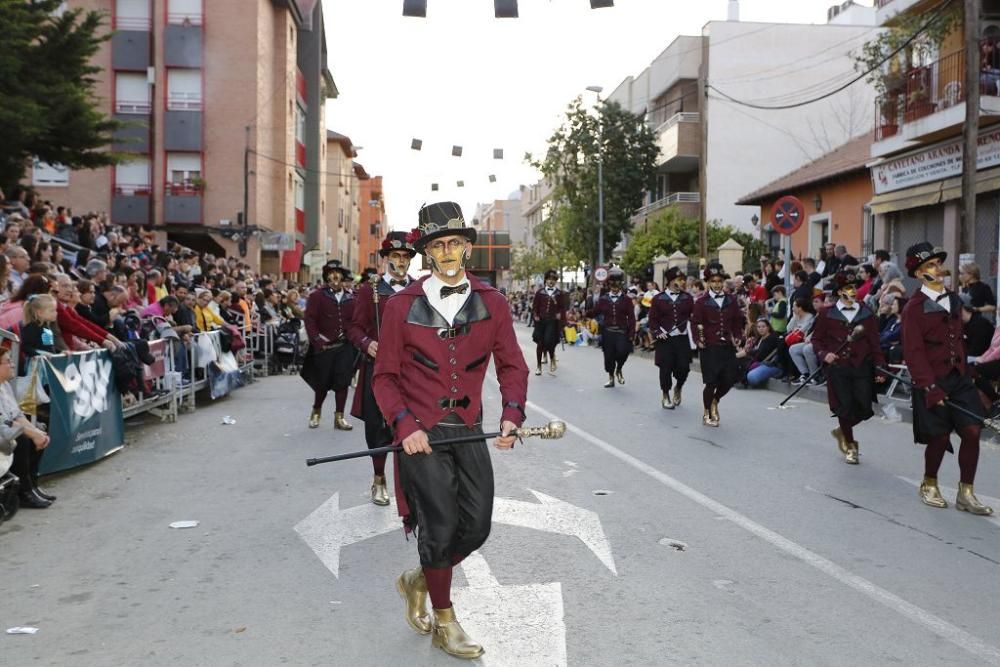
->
xmin=399 ymin=420 xmax=494 ymax=569
xmin=655 ymin=336 xmax=691 ymax=392
xmin=602 ymin=329 xmax=631 ymax=374
xmin=360 ymin=363 xmax=392 ymax=449
xmin=825 ymin=361 xmax=876 ymax=424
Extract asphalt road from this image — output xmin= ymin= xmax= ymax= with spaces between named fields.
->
xmin=3 ymin=323 xmax=1000 ymax=666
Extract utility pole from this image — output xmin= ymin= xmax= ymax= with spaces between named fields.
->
xmin=241 ymin=125 xmax=250 ymax=257
xmin=962 ymin=0 xmax=980 ymax=257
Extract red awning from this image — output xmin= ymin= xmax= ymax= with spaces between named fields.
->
xmin=280 ymin=241 xmax=304 ymax=273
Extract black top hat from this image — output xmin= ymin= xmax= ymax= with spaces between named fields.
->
xmin=664 ymin=267 xmax=686 ymax=284
xmin=544 ymin=269 xmax=559 ymax=281
xmin=322 ymin=259 xmax=352 ymax=282
xmin=379 ymin=230 xmax=417 ymax=257
xmin=412 ymin=201 xmax=477 ymax=254
xmin=703 ymin=262 xmax=726 ymax=281
xmin=831 ymin=270 xmax=861 ymax=295
xmin=607 ymin=267 xmax=625 ymax=283
xmin=905 ymin=242 xmax=947 ymax=278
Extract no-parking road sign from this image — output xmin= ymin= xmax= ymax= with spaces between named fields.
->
xmin=771 ymin=196 xmax=805 ymax=236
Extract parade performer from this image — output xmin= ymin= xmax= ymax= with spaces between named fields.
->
xmin=691 ymin=262 xmax=745 ymax=427
xmin=587 ymin=267 xmax=636 ymax=388
xmin=373 ymin=201 xmax=529 ymax=659
xmin=648 ymin=267 xmax=693 ymax=409
xmin=811 ymin=270 xmax=886 ymax=464
xmin=531 ymin=269 xmax=567 ymax=376
xmin=347 ymin=231 xmax=416 ymax=507
xmin=902 ymin=242 xmax=993 ymax=515
xmin=301 ymin=260 xmax=356 ymax=431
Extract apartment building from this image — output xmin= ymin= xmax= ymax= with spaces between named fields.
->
xmin=869 ymin=0 xmax=1000 ymax=285
xmin=324 ymin=131 xmax=361 ymax=274
xmin=358 ymin=173 xmax=384 ymax=272
xmin=29 ymin=0 xmax=335 ymax=275
xmin=518 ymin=179 xmax=555 ymax=250
xmin=610 ymin=11 xmax=876 ymax=261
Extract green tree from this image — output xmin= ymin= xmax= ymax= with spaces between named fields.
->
xmin=510 ymin=207 xmax=584 ymax=286
xmin=0 ymin=0 xmax=121 ymax=190
xmin=621 ymin=209 xmax=768 ymax=276
xmin=530 ymin=98 xmax=660 ymax=270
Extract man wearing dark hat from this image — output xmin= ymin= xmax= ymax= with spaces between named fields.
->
xmin=531 ymin=269 xmax=567 ymax=376
xmin=811 ymin=270 xmax=886 ymax=464
xmin=648 ymin=267 xmax=693 ymax=409
xmin=301 ymin=260 xmax=356 ymax=431
xmin=587 ymin=266 xmax=636 ymax=388
xmin=373 ymin=201 xmax=528 ymax=659
xmin=347 ymin=231 xmax=417 ymax=507
xmin=691 ymin=262 xmax=745 ymax=427
xmin=902 ymin=242 xmax=993 ymax=515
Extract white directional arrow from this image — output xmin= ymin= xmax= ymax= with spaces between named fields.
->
xmin=493 ymin=489 xmax=617 ymax=575
xmin=452 ymin=552 xmax=567 ymax=667
xmin=294 ymin=489 xmax=617 ymax=577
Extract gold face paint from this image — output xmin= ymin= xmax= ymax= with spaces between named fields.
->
xmin=327 ymin=271 xmax=343 ymax=290
xmin=386 ymin=250 xmax=412 ymax=279
xmin=839 ymin=286 xmax=857 ymax=304
xmin=426 ymin=235 xmax=469 ymax=279
xmin=918 ymin=258 xmax=944 ymax=289
xmin=707 ymin=277 xmax=725 ymax=293
xmin=670 ymin=278 xmax=685 ymax=292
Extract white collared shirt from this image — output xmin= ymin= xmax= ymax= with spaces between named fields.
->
xmin=921 ymin=285 xmax=950 ymax=313
xmin=711 ymin=291 xmax=725 ymax=306
xmin=424 ymin=273 xmax=471 ymax=325
xmin=667 ymin=291 xmax=679 ymax=302
xmin=383 ymin=274 xmax=407 ymax=293
xmin=330 ymin=288 xmax=343 ymax=303
xmin=837 ymin=300 xmax=859 ymax=323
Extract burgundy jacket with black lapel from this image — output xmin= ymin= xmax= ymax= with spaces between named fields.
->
xmin=811 ymin=302 xmax=884 ymax=369
xmin=532 ymin=288 xmax=567 ymax=325
xmin=902 ymin=289 xmax=968 ymax=407
xmin=648 ymin=290 xmax=694 ymax=337
xmin=588 ymin=293 xmax=636 ymax=337
xmin=347 ymin=276 xmax=410 ymax=419
xmin=691 ymin=293 xmax=744 ymax=348
xmin=373 ymin=274 xmax=529 ymax=444
xmin=304 ymin=286 xmax=355 ymax=349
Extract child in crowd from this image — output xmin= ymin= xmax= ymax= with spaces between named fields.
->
xmin=19 ymin=294 xmax=58 ymax=374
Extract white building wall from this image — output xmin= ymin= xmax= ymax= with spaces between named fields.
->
xmin=703 ymin=21 xmax=877 ymax=235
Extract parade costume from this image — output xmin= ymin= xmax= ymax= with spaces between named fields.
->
xmin=301 ymin=260 xmax=356 ymax=430
xmin=901 ymin=243 xmax=993 ymax=515
xmin=531 ymin=269 xmax=567 ymax=376
xmin=373 ymin=202 xmax=529 ymax=659
xmin=691 ymin=263 xmax=745 ymax=426
xmin=587 ymin=268 xmax=636 ymax=388
xmin=811 ymin=271 xmax=885 ymax=464
xmin=347 ymin=231 xmax=416 ymax=506
xmin=648 ymin=267 xmax=693 ymax=408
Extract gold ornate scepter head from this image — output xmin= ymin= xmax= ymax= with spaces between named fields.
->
xmin=514 ymin=420 xmax=567 ymax=440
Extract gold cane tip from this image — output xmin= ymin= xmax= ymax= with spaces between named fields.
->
xmin=546 ymin=420 xmax=567 ymax=439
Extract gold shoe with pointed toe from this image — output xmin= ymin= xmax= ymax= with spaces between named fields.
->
xmin=956 ymin=483 xmax=994 ymax=516
xmin=672 ymin=386 xmax=682 ymax=406
xmin=919 ymin=477 xmax=948 ymax=509
xmin=535 ymin=365 xmax=542 ymax=376
xmin=844 ymin=442 xmax=860 ymax=465
xmin=395 ymin=568 xmax=432 ymax=635
xmin=334 ymin=412 xmax=353 ymax=431
xmin=831 ymin=427 xmax=849 ymax=455
xmin=661 ymin=392 xmax=674 ymax=410
xmin=603 ymin=374 xmax=615 ymax=388
xmin=431 ymin=606 xmax=484 ymax=659
xmin=550 ymin=357 xmax=557 ymax=374
xmin=710 ymin=399 xmax=720 ymax=424
xmin=703 ymin=409 xmax=719 ymax=427
xmin=616 ymin=369 xmax=625 ymax=385
xmin=371 ymin=475 xmax=390 ymax=506
xmin=308 ymin=409 xmax=321 ymax=429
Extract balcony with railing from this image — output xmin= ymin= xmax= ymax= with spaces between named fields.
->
xmin=654 ymin=112 xmax=701 ymax=169
xmin=167 ymin=12 xmax=203 ymax=25
xmin=114 ymin=16 xmax=151 ymax=31
xmin=112 ymin=184 xmax=151 ymax=225
xmin=115 ymin=99 xmax=152 ymax=114
xmin=873 ymin=41 xmax=1000 ymax=154
xmin=875 ymin=0 xmax=940 ymax=26
xmin=631 ymin=192 xmax=701 ymax=225
xmin=167 ymin=91 xmax=203 ymax=111
xmin=164 ymin=181 xmax=202 ymax=224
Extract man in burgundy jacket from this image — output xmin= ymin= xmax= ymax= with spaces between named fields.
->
xmin=301 ymin=260 xmax=356 ymax=431
xmin=902 ymin=242 xmax=992 ymax=515
xmin=373 ymin=202 xmax=528 ymax=660
xmin=531 ymin=268 xmax=566 ymax=376
xmin=691 ymin=262 xmax=745 ymax=427
xmin=587 ymin=266 xmax=636 ymax=388
xmin=648 ymin=267 xmax=693 ymax=409
xmin=346 ymin=230 xmax=416 ymax=507
xmin=811 ymin=270 xmax=886 ymax=465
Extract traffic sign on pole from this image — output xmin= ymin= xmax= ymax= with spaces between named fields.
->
xmin=771 ymin=196 xmax=805 ymax=236
xmin=594 ymin=266 xmax=609 ymax=282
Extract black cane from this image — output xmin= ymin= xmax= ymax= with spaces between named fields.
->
xmin=304 ymin=419 xmax=567 ymax=467
xmin=778 ymin=324 xmax=866 ymax=408
xmin=875 ymin=366 xmax=1000 ymax=434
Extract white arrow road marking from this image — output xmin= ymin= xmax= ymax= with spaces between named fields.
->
xmin=293 ymin=492 xmax=401 ymax=578
xmin=899 ymin=477 xmax=1000 ymax=527
xmin=453 ymin=552 xmax=567 ymax=667
xmin=295 ymin=490 xmax=618 ymax=578
xmin=493 ymin=490 xmax=617 ymax=575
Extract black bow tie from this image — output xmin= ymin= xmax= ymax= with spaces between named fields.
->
xmin=390 ymin=279 xmax=406 ymax=287
xmin=841 ymin=306 xmax=856 ymax=312
xmin=712 ymin=293 xmax=724 ymax=299
xmin=936 ymin=293 xmax=949 ymax=302
xmin=440 ymin=283 xmax=469 ymax=299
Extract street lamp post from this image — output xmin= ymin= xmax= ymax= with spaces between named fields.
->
xmin=586 ymin=85 xmax=604 ymax=268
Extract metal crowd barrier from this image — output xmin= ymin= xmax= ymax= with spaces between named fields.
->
xmin=122 ymin=338 xmax=179 ymax=423
xmin=181 ymin=329 xmax=221 ymax=412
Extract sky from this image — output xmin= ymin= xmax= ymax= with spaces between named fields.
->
xmin=320 ymin=0 xmax=875 ymax=232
